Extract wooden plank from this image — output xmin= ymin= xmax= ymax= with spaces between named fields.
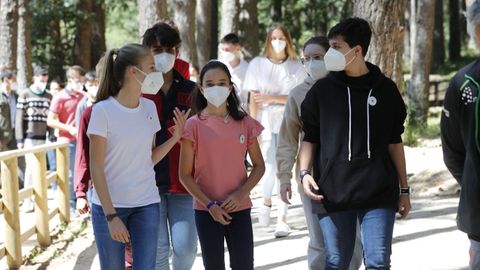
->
xmin=1 ymin=158 xmax=22 ymax=268
xmin=18 ymin=186 xmax=34 ymax=202
xmin=0 ymin=245 xmax=5 ymax=260
xmin=56 ymin=146 xmax=70 ymax=222
xmin=20 ymin=226 xmax=37 ymax=243
xmin=33 ymin=152 xmax=51 ymax=246
xmin=46 ymin=171 xmax=57 ymax=185
xmin=0 ymin=142 xmax=68 ymax=162
xmin=49 ymin=208 xmax=59 ymax=220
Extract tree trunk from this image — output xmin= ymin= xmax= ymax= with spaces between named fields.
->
xmin=449 ymin=0 xmax=461 ymax=60
xmin=74 ymin=0 xmax=93 ymax=70
xmin=220 ymin=0 xmax=240 ymax=39
xmin=0 ymin=0 xmax=18 ymax=70
xmin=210 ymin=0 xmax=219 ymax=60
xmin=17 ymin=0 xmax=33 ymax=91
xmin=353 ymin=0 xmax=407 ymax=89
xmin=137 ymin=0 xmax=168 ymax=38
xmin=196 ymin=0 xmax=211 ymax=68
xmin=431 ymin=0 xmax=445 ymax=73
xmin=239 ymin=0 xmax=259 ymax=61
xmin=410 ymin=0 xmax=416 ymax=60
xmin=92 ymin=0 xmax=106 ymax=69
xmin=408 ymin=0 xmax=436 ymax=128
xmin=173 ymin=0 xmax=198 ymax=67
xmin=272 ymin=0 xmax=282 ymax=22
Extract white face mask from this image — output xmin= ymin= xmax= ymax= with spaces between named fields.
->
xmin=134 ymin=67 xmax=164 ymax=95
xmin=202 ymin=86 xmax=230 ymax=107
xmin=219 ymin=50 xmax=237 ymax=63
xmin=37 ymin=82 xmax=48 ymax=91
xmin=154 ymin=53 xmax=176 ymax=73
xmin=305 ymin=60 xmax=328 ymax=81
xmin=86 ymin=85 xmax=98 ymax=97
xmin=271 ymin=39 xmax=287 ymax=54
xmin=324 ymin=47 xmax=356 ymax=71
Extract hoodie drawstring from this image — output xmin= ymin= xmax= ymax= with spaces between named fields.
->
xmin=347 ymin=87 xmax=352 ymax=161
xmin=346 ymin=87 xmax=373 ymax=161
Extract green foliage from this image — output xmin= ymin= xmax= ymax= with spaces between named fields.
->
xmin=105 ymin=0 xmax=139 ymax=50
xmin=30 ymin=0 xmax=86 ymax=82
xmin=403 ymin=108 xmax=441 ymax=146
xmin=257 ymin=0 xmax=352 ymax=55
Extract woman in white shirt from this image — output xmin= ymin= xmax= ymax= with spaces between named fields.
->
xmin=243 ymin=24 xmax=306 ymax=237
xmin=88 ymin=43 xmax=189 ymax=269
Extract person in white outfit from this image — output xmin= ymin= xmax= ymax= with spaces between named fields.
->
xmin=218 ymin=33 xmax=250 ymax=111
xmin=243 ymin=23 xmax=306 ymax=237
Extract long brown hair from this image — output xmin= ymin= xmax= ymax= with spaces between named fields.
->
xmin=191 ymin=61 xmax=246 ymax=121
xmin=96 ymin=43 xmax=150 ymax=103
xmin=263 ymin=23 xmax=297 ymax=60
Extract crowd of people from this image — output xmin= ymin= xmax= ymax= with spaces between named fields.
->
xmin=1 ymin=3 xmax=480 ymax=268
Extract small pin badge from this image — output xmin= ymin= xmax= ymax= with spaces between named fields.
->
xmin=239 ymin=134 xmax=246 ymax=144
xmin=147 ymin=115 xmax=153 ymax=121
xmin=368 ymin=96 xmax=377 ymax=106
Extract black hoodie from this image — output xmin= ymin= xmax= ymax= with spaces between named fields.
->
xmin=301 ymin=62 xmax=406 ymax=213
xmin=441 ymin=59 xmax=480 ymax=239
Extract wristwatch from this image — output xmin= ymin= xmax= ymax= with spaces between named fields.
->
xmin=299 ymin=169 xmax=311 ymax=183
xmin=106 ymin=213 xmax=118 ymax=222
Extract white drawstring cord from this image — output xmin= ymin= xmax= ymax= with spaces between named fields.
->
xmin=366 ymin=89 xmax=373 ymax=159
xmin=347 ymin=87 xmax=352 ymax=161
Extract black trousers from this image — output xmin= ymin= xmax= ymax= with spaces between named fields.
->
xmin=195 ymin=208 xmax=254 ymax=270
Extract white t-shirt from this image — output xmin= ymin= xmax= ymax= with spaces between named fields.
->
xmin=243 ymin=56 xmax=306 ymax=135
xmin=87 ymin=97 xmax=161 ymax=208
xmin=231 ymin=60 xmax=249 ymax=109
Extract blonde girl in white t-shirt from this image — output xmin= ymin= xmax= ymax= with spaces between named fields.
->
xmin=243 ymin=24 xmax=306 ymax=237
xmin=88 ymin=43 xmax=189 ymax=269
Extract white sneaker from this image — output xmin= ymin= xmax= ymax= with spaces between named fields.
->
xmin=258 ymin=204 xmax=271 ymax=226
xmin=274 ymin=221 xmax=291 ymax=238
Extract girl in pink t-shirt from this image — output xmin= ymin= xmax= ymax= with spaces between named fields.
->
xmin=179 ymin=61 xmax=265 ymax=270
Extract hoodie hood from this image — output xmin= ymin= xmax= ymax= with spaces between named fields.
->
xmin=327 ymin=62 xmax=387 ymax=90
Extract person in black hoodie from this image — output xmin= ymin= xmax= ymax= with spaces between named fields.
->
xmin=298 ymin=18 xmax=410 ymax=269
xmin=441 ymin=1 xmax=480 ymax=268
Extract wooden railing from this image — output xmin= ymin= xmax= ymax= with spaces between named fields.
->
xmin=0 ymin=141 xmax=71 ymax=269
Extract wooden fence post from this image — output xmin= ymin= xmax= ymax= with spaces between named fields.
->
xmin=33 ymin=151 xmax=51 ymax=246
xmin=1 ymin=158 xmax=22 ymax=268
xmin=56 ymin=146 xmax=70 ymax=222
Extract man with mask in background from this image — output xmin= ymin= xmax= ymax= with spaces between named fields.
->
xmin=16 ymin=65 xmax=54 ymax=212
xmin=218 ymin=33 xmax=249 ymax=111
xmin=142 ymin=21 xmax=198 ymax=270
xmin=48 ymin=65 xmax=85 ymax=212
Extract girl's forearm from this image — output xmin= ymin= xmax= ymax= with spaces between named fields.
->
xmin=152 ymin=136 xmax=178 ymax=164
xmin=179 ymin=174 xmax=212 ymax=207
xmin=91 ymin=169 xmax=115 ymax=214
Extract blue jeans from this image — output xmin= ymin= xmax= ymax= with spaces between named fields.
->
xmin=47 ymin=148 xmax=57 ymax=190
xmin=68 ymin=143 xmax=76 ymax=209
xmin=470 ymin=239 xmax=480 ymax=270
xmin=318 ymin=208 xmax=396 ymax=270
xmin=195 ymin=208 xmax=254 ymax=270
xmin=92 ymin=203 xmax=160 ymax=270
xmin=156 ymin=194 xmax=197 ymax=270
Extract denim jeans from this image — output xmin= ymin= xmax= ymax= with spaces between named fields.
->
xmin=470 ymin=239 xmax=480 ymax=270
xmin=318 ymin=208 xmax=396 ymax=270
xmin=92 ymin=203 xmax=160 ymax=270
xmin=195 ymin=208 xmax=254 ymax=270
xmin=156 ymin=193 xmax=197 ymax=270
xmin=68 ymin=142 xmax=76 ymax=209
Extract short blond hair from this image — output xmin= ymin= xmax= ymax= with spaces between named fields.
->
xmin=66 ymin=65 xmax=86 ymax=80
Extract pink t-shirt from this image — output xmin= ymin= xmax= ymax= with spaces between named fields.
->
xmin=182 ymin=113 xmax=263 ymax=211
xmin=49 ymin=89 xmax=83 ymax=142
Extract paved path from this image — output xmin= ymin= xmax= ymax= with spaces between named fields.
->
xmin=1 ymin=145 xmax=472 ymax=269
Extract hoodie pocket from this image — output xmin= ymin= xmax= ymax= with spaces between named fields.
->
xmin=317 ymin=156 xmax=395 ymax=206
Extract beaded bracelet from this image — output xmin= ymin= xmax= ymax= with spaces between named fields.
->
xmin=207 ymin=200 xmax=222 ymax=209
